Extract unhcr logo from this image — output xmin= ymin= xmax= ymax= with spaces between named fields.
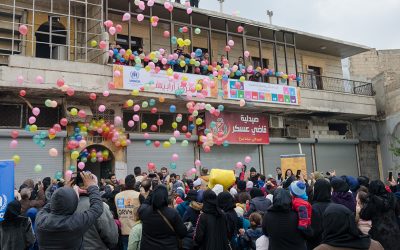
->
xmin=130 ymin=70 xmax=139 ymax=80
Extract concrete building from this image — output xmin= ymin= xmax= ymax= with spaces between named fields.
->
xmin=0 ymin=0 xmax=377 ymax=186
xmin=349 ymin=49 xmax=400 ymax=177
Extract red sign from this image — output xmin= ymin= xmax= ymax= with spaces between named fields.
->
xmin=205 ymin=112 xmax=269 ymax=144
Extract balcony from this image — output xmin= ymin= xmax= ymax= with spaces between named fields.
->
xmin=299 ymin=72 xmax=373 ymax=96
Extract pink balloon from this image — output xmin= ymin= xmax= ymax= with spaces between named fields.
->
xmin=244 ymin=51 xmax=250 ymax=58
xmin=147 ymin=0 xmax=154 ymax=6
xmin=173 ymin=130 xmax=181 ymax=137
xmin=147 ymin=162 xmax=155 ymax=170
xmin=113 ymin=70 xmax=121 ymax=77
xmin=164 ymin=2 xmax=171 ymax=9
xmin=28 ymin=116 xmax=36 ymax=124
xmin=139 ymin=1 xmax=145 ymax=10
xmin=18 ymin=24 xmax=28 ymax=35
xmin=122 ymin=13 xmax=131 ymax=21
xmin=168 ymin=5 xmax=173 ymax=12
xmin=9 ymin=139 xmax=18 ymax=148
xmin=99 ymin=41 xmax=107 ymax=49
xmin=56 ymin=78 xmax=64 ymax=87
xmin=151 ymin=22 xmax=158 ymax=27
xmin=114 ymin=116 xmax=122 ymax=125
xmin=133 ymin=114 xmax=140 ymax=121
xmin=137 ymin=14 xmax=144 ymax=22
xmin=108 ymin=50 xmax=114 ymax=57
xmin=98 ymin=105 xmax=106 ymax=112
xmin=236 ymin=162 xmax=243 ymax=168
xmin=225 ymin=46 xmax=231 ymax=52
xmin=78 ymin=162 xmax=85 ymax=170
xmin=60 ymin=118 xmax=68 ymax=126
xmin=17 ymin=75 xmax=24 ymax=84
xmin=128 ymin=120 xmax=135 ymax=127
xmin=49 ymin=148 xmax=58 ymax=157
xmin=191 ymin=168 xmax=197 ymax=174
xmin=245 ymin=156 xmax=252 ymax=163
xmin=116 ymin=24 xmax=123 ymax=33
xmin=144 ymin=133 xmax=150 ymax=139
xmin=172 ymin=153 xmax=179 ymax=161
xmin=187 ymin=8 xmax=193 ymax=14
xmin=32 ymin=107 xmax=40 ymax=116
xmin=35 ymin=75 xmax=44 ymax=84
xmin=237 ymin=26 xmax=244 ymax=33
xmin=103 ymin=90 xmax=110 ymax=97
xmin=185 ymin=1 xmax=191 ymax=7
xmin=163 ymin=30 xmax=170 ymax=38
xmin=11 ymin=130 xmax=19 ymax=139
xmin=133 ymin=104 xmax=140 ymax=112
xmin=104 ymin=20 xmax=113 ymax=28
xmin=228 ymin=40 xmax=234 ymax=46
xmin=65 ymin=170 xmax=73 ymax=180
xmin=109 ymin=26 xmax=116 ymax=35
xmin=195 ymin=160 xmax=201 ymax=167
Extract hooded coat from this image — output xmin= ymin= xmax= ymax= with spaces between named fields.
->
xmin=331 ymin=177 xmax=356 ymax=213
xmin=360 ymin=180 xmax=400 ymax=250
xmin=35 ymin=186 xmax=103 ymax=250
xmin=262 ymin=189 xmax=307 ymax=250
xmin=307 ymin=179 xmax=332 ymax=250
xmin=218 ymin=192 xmax=242 ymax=249
xmin=194 ymin=189 xmax=230 ymax=250
xmin=0 ymin=200 xmax=36 ymax=250
xmin=244 ymin=188 xmax=271 ymax=217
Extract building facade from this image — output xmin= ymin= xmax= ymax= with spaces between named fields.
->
xmin=0 ymin=0 xmax=377 ymax=186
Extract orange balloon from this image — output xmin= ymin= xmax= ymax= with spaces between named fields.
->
xmin=159 ymin=96 xmax=165 ymax=103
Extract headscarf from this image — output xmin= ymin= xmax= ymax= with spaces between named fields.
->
xmin=331 ymin=177 xmax=350 ymax=193
xmin=322 ymin=203 xmax=371 ymax=249
xmin=3 ymin=200 xmax=22 ymax=221
xmin=217 ymin=191 xmax=236 ymax=212
xmin=250 ymin=188 xmax=264 ymax=199
xmin=152 ymin=185 xmax=169 ymax=210
xmin=186 ymin=190 xmax=197 ymax=202
xmin=368 ymin=180 xmax=387 ymax=196
xmin=313 ymin=179 xmax=331 ymax=202
xmin=367 ymin=180 xmax=396 ymax=211
xmin=212 ymin=184 xmax=223 ymax=196
xmin=269 ymin=189 xmax=291 ymax=212
xmin=202 ymin=189 xmax=223 ymax=216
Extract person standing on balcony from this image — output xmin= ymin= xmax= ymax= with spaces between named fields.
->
xmin=190 ymin=0 xmax=199 ymax=7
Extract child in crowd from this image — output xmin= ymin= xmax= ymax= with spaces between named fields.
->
xmin=127 ymin=208 xmax=142 ymax=250
xmin=289 ymin=180 xmax=312 ymax=235
xmin=239 ymin=212 xmax=264 ymax=250
xmin=355 ymin=186 xmax=372 ymax=235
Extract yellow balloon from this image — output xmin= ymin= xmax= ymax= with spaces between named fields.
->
xmin=177 ymin=38 xmax=184 ymax=44
xmin=90 ymin=40 xmax=97 ymax=47
xmin=182 ymin=76 xmax=188 ymax=81
xmin=126 ymin=49 xmax=132 ymax=55
xmin=132 ymin=89 xmax=140 ymax=96
xmin=145 ymin=65 xmax=151 ymax=72
xmin=196 ymin=118 xmax=203 ymax=125
xmin=167 ymin=68 xmax=173 ymax=76
xmin=71 ymin=150 xmax=79 ymax=160
xmin=195 ymin=83 xmax=203 ymax=91
xmin=120 ymin=140 xmax=127 ymax=147
xmin=30 ymin=124 xmax=38 ymax=132
xmin=184 ymin=39 xmax=191 ymax=46
xmin=70 ymin=108 xmax=78 ymax=116
xmin=179 ymin=60 xmax=186 ymax=67
xmin=163 ymin=141 xmax=171 ymax=148
xmin=172 ymin=122 xmax=178 ymax=129
xmin=127 ymin=99 xmax=134 ymax=107
xmin=141 ymin=122 xmax=148 ymax=130
xmin=48 ymin=134 xmax=56 ymax=140
xmin=240 ymin=76 xmax=245 ymax=82
xmin=13 ymin=155 xmax=20 ymax=164
xmin=190 ymin=59 xmax=196 ymax=65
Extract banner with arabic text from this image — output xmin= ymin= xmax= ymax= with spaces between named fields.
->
xmin=205 ymin=112 xmax=269 ymax=144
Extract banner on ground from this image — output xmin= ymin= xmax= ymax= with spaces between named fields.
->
xmin=223 ymin=79 xmax=300 ymax=105
xmin=205 ymin=112 xmax=269 ymax=144
xmin=280 ymin=154 xmax=307 ymax=178
xmin=0 ymin=160 xmax=14 ymax=221
xmin=113 ymin=65 xmax=218 ymax=98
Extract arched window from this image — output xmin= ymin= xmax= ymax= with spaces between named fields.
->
xmin=35 ymin=17 xmax=67 ymax=59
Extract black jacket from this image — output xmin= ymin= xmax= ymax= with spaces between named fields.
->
xmin=244 ymin=196 xmax=272 ymax=217
xmin=194 ymin=213 xmax=230 ymax=250
xmin=0 ymin=216 xmax=35 ymax=250
xmin=35 ymin=186 xmax=103 ymax=250
xmin=139 ymin=204 xmax=187 ymax=250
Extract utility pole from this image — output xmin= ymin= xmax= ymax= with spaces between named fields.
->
xmin=267 ymin=10 xmax=273 ymax=24
xmin=217 ymin=0 xmax=225 ymax=13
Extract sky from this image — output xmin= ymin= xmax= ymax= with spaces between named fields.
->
xmin=199 ymin=0 xmax=400 ymax=50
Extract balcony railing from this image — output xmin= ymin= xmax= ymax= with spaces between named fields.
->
xmin=298 ymin=72 xmax=373 ymax=96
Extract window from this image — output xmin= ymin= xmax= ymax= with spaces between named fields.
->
xmin=307 ymin=66 xmax=323 ymax=90
xmin=123 ymin=111 xmax=189 ymax=133
xmin=93 ymin=109 xmax=115 ymax=123
xmin=27 ymin=105 xmax=61 ymax=128
xmin=116 ymin=34 xmax=143 ymax=52
xmin=0 ymin=104 xmax=23 ymax=128
xmin=251 ymin=57 xmax=268 ymax=69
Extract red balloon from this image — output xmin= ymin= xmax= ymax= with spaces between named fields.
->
xmin=60 ymin=118 xmax=68 ymax=126
xmin=151 ymin=107 xmax=157 ymax=114
xmin=19 ymin=90 xmax=26 ymax=97
xmin=154 ymin=141 xmax=161 ymax=147
xmin=185 ymin=132 xmax=192 ymax=138
xmin=181 ymin=125 xmax=187 ymax=132
xmin=11 ymin=130 xmax=19 ymax=139
xmin=157 ymin=119 xmax=164 ymax=126
xmin=188 ymin=116 xmax=194 ymax=122
xmin=89 ymin=93 xmax=97 ymax=100
xmin=147 ymin=162 xmax=156 ymax=170
xmin=150 ymin=125 xmax=158 ymax=132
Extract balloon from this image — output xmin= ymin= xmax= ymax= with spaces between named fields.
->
xmin=34 ymin=164 xmax=42 ymax=172
xmin=223 ymin=140 xmax=229 ymax=147
xmin=172 ymin=153 xmax=179 ymax=161
xmin=239 ymin=99 xmax=246 ymax=107
xmin=151 ymin=107 xmax=157 ymax=114
xmin=104 ymin=20 xmax=113 ymax=28
xmin=149 ymin=99 xmax=156 ymax=106
xmin=89 ymin=93 xmax=97 ymax=100
xmin=109 ymin=26 xmax=116 ymax=35
xmin=191 ymin=168 xmax=197 ymax=174
xmin=79 ymin=140 xmax=87 ymax=148
xmin=141 ymin=122 xmax=148 ymax=130
xmin=218 ymin=104 xmax=224 ymax=111
xmin=122 ymin=12 xmax=131 ymax=21
xmin=150 ymin=125 xmax=158 ymax=132
xmin=142 ymin=101 xmax=148 ymax=108
xmin=236 ymin=162 xmax=243 ymax=169
xmin=228 ymin=40 xmax=234 ymax=46
xmin=99 ymin=41 xmax=107 ymax=49
xmin=154 ymin=141 xmax=161 ymax=147
xmin=116 ymin=24 xmax=123 ymax=33
xmin=114 ymin=116 xmax=122 ymax=126
xmin=147 ymin=0 xmax=154 ymax=6
xmin=172 ymin=122 xmax=178 ymax=129
xmin=132 ymin=89 xmax=140 ymax=96
xmin=49 ymin=148 xmax=58 ymax=157
xmin=19 ymin=24 xmax=28 ymax=35
xmin=133 ymin=114 xmax=140 ymax=121
xmin=245 ymin=156 xmax=252 ymax=163
xmin=71 ymin=150 xmax=79 ymax=160
xmin=9 ymin=139 xmax=18 ymax=149
xmin=54 ymin=171 xmax=63 ymax=179
xmin=244 ymin=51 xmax=250 ymax=58
xmin=170 ymin=162 xmax=177 ymax=169
xmin=194 ymin=28 xmax=201 ymax=34
xmin=163 ymin=141 xmax=171 ymax=148
xmin=13 ymin=155 xmax=20 ymax=164
xmin=195 ymin=118 xmax=203 ymax=125
xmin=90 ymin=40 xmax=97 ymax=47
xmin=169 ymin=137 xmax=176 ymax=144
xmin=169 ymin=105 xmax=176 ymax=113
xmin=159 ymin=96 xmax=165 ymax=102
xmin=173 ymin=130 xmax=181 ymax=137
xmin=60 ymin=118 xmax=68 ymax=126
xmin=17 ymin=75 xmax=24 ymax=84
xmin=225 ymin=46 xmax=231 ymax=52
xmin=147 ymin=162 xmax=155 ymax=170
xmin=11 ymin=130 xmax=19 ymax=139
xmin=195 ymin=160 xmax=201 ymax=167
xmin=98 ymin=105 xmax=106 ymax=112
xmin=137 ymin=14 xmax=144 ymax=22
xmin=103 ymin=90 xmax=110 ymax=97
xmin=237 ymin=25 xmax=244 ymax=33
xmin=19 ymin=89 xmax=26 ymax=96
xmin=78 ymin=162 xmax=85 ymax=170
xmin=145 ymin=139 xmax=152 ymax=146
xmin=28 ymin=116 xmax=36 ymax=124
xmin=185 ymin=132 xmax=192 ymax=138
xmin=32 ymin=107 xmax=40 ymax=116
xmin=181 ymin=140 xmax=189 ymax=147
xmin=187 ymin=8 xmax=192 ymax=14
xmin=35 ymin=75 xmax=44 ymax=84
xmin=66 ymin=87 xmax=75 ymax=96
xmin=128 ymin=120 xmax=135 ymax=127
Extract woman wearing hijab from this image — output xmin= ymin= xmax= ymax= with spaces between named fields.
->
xmin=360 ymin=180 xmax=400 ymax=250
xmin=262 ymin=188 xmax=307 ymax=250
xmin=315 ymin=203 xmax=383 ymax=250
xmin=330 ymin=176 xmax=356 ymax=212
xmin=139 ymin=185 xmax=187 ymax=250
xmin=218 ymin=191 xmax=242 ymax=249
xmin=194 ymin=189 xmax=230 ymax=250
xmin=307 ymin=179 xmax=332 ymax=250
xmin=0 ymin=200 xmax=35 ymax=250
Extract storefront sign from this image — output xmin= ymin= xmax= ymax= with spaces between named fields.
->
xmin=0 ymin=160 xmax=14 ymax=221
xmin=113 ymin=65 xmax=218 ymax=98
xmin=205 ymin=112 xmax=269 ymax=144
xmin=223 ymin=79 xmax=300 ymax=105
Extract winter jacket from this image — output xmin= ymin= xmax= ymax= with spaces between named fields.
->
xmin=35 ymin=186 xmax=103 ymax=250
xmin=239 ymin=226 xmax=263 ymax=250
xmin=307 ymin=201 xmax=331 ymax=249
xmin=128 ymin=221 xmax=142 ymax=250
xmin=115 ymin=190 xmax=141 ymax=235
xmin=139 ymin=204 xmax=187 ymax=250
xmin=76 ymin=195 xmax=118 ymax=250
xmin=176 ymin=201 xmax=189 ymax=217
xmin=292 ymin=197 xmax=312 ymax=230
xmin=314 ymin=240 xmax=383 ymax=250
xmin=0 ymin=216 xmax=35 ymax=250
xmin=182 ymin=201 xmax=202 ymax=227
xmin=244 ymin=196 xmax=271 ymax=217
xmin=194 ymin=212 xmax=230 ymax=250
xmin=331 ymin=192 xmax=356 ymax=213
xmin=20 ymin=189 xmax=45 ymax=214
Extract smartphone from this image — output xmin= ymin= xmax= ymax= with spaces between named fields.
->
xmin=148 ymin=173 xmax=157 ymax=179
xmin=326 ymin=172 xmax=331 ymax=176
xmin=388 ymin=171 xmax=393 ymax=181
xmin=296 ymin=170 xmax=301 ymax=176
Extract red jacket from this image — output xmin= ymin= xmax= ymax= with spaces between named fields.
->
xmin=292 ymin=197 xmax=312 ymax=229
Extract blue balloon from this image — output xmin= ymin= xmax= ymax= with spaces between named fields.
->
xmin=169 ymin=105 xmax=176 ymax=113
xmin=235 ymin=71 xmax=241 ymax=76
xmin=223 ymin=140 xmax=229 ymax=147
xmin=39 ymin=131 xmax=47 ymax=139
xmin=171 ymin=36 xmax=177 ymax=45
xmin=210 ymin=121 xmax=216 ymax=128
xmin=145 ymin=140 xmax=152 ymax=146
xmin=75 ymin=135 xmax=82 ymax=141
xmin=74 ymin=127 xmax=80 ymax=133
xmin=218 ymin=105 xmax=224 ymax=111
xmin=195 ymin=48 xmax=202 ymax=57
xmin=185 ymin=58 xmax=190 ymax=64
xmin=39 ymin=140 xmax=46 ymax=148
xmin=149 ymin=99 xmax=156 ymax=106
xmin=170 ymin=162 xmax=177 ymax=169
xmin=189 ymin=124 xmax=195 ymax=131
xmin=113 ymin=49 xmax=118 ymax=55
xmin=25 ymin=125 xmax=30 ymax=131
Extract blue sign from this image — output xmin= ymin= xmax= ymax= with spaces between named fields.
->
xmin=0 ymin=160 xmax=14 ymax=221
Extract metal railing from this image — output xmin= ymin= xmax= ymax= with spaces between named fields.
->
xmin=298 ymin=72 xmax=374 ymax=96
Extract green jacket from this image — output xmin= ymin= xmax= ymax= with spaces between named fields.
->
xmin=128 ymin=221 xmax=142 ymax=250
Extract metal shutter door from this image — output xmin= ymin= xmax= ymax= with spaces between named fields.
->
xmin=200 ymin=145 xmax=260 ymax=172
xmin=315 ymin=144 xmax=358 ymax=176
xmin=0 ymin=138 xmax=64 ymax=188
xmin=126 ymin=141 xmax=196 ymax=175
xmin=263 ymin=143 xmax=313 ymax=175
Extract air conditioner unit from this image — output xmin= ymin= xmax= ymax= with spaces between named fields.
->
xmin=269 ymin=115 xmax=284 ymax=128
xmin=284 ymin=127 xmax=300 ymax=138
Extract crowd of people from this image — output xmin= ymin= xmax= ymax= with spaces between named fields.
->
xmin=1 ymin=165 xmax=400 ymax=250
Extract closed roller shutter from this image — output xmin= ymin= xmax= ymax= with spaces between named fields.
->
xmin=315 ymin=144 xmax=358 ymax=176
xmin=200 ymin=145 xmax=260 ymax=172
xmin=126 ymin=141 xmax=196 ymax=175
xmin=0 ymin=137 xmax=64 ymax=188
xmin=263 ymin=143 xmax=313 ymax=175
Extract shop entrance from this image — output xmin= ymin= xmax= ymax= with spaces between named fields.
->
xmin=78 ymin=144 xmax=114 ymax=180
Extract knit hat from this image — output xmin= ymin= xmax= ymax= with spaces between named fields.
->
xmin=212 ymin=184 xmax=223 ymax=196
xmin=193 ymin=178 xmax=202 ymax=187
xmin=237 ymin=180 xmax=246 ymax=191
xmin=289 ymin=181 xmax=307 ymax=200
xmin=250 ymin=167 xmax=257 ymax=173
xmin=331 ymin=177 xmax=350 ymax=192
xmin=246 ymin=181 xmax=254 ymax=190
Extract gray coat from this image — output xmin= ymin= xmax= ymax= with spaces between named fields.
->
xmin=245 ymin=196 xmax=272 ymax=217
xmin=36 ymin=186 xmax=103 ymax=250
xmin=0 ymin=216 xmax=35 ymax=250
xmin=76 ymin=196 xmax=118 ymax=250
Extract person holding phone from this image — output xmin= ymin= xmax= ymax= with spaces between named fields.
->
xmin=35 ymin=172 xmax=103 ymax=250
